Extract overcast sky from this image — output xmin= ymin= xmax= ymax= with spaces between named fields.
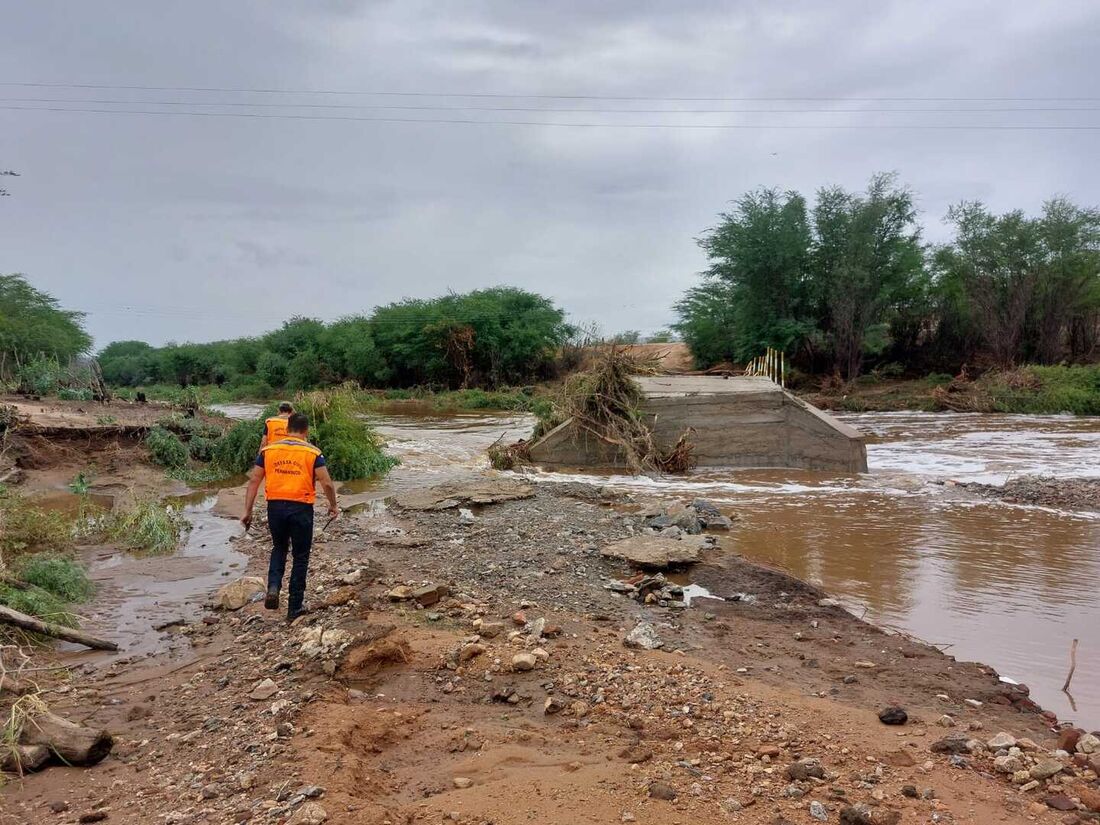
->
xmin=3 ymin=1 xmax=1098 ymax=348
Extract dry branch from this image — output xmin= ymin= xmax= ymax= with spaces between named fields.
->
xmin=0 ymin=605 xmax=118 ymax=651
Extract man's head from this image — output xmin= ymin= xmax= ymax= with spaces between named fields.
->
xmin=287 ymin=412 xmax=309 ymax=436
xmin=278 ymin=402 xmax=293 ymax=415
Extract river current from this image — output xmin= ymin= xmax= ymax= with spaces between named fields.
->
xmin=216 ymin=404 xmax=1100 ymax=728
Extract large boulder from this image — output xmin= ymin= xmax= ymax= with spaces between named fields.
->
xmin=213 ymin=576 xmax=266 ymax=611
xmin=601 ymin=535 xmax=710 ymax=569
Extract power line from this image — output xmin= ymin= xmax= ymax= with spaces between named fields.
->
xmin=3 ymin=81 xmax=1099 ymax=102
xmin=4 ymin=105 xmax=1099 ymax=130
xmin=4 ymin=97 xmax=1100 ymax=114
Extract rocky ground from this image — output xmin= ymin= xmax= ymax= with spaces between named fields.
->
xmin=4 ymin=476 xmax=1099 ymax=825
xmin=955 ymin=477 xmax=1100 ymax=512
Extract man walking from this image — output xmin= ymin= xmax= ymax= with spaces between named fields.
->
xmin=260 ymin=402 xmax=294 ymax=448
xmin=240 ymin=412 xmax=338 ymax=622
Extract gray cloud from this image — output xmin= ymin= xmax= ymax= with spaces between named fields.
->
xmin=2 ymin=0 xmax=1098 ymax=346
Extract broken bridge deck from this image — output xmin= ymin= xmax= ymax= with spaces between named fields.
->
xmin=528 ymin=375 xmax=867 ymax=473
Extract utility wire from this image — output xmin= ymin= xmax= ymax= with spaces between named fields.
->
xmin=3 ymin=81 xmax=1099 ymax=102
xmin=4 ymin=97 xmax=1099 ymax=114
xmin=3 ymin=105 xmax=1099 ymax=130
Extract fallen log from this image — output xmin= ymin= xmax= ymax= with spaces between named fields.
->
xmin=19 ymin=711 xmax=113 ymax=766
xmin=0 ymin=604 xmax=119 ymax=651
xmin=1 ymin=743 xmax=50 ymax=773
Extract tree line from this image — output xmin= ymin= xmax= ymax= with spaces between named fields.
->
xmin=674 ymin=173 xmax=1100 ymax=379
xmin=98 ymin=287 xmax=572 ymax=393
xmin=0 ymin=274 xmax=91 ymax=383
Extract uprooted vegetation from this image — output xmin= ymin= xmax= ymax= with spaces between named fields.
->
xmin=501 ymin=348 xmax=695 ymax=474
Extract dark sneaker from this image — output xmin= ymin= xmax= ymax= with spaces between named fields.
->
xmin=286 ymin=607 xmax=309 ymax=625
xmin=264 ymin=589 xmax=280 ymax=610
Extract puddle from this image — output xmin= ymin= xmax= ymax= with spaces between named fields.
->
xmin=69 ymin=495 xmax=248 ymax=661
xmin=28 ymin=489 xmax=116 ymax=515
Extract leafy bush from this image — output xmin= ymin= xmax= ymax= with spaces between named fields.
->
xmin=145 ymin=427 xmax=188 ymax=468
xmin=294 ymin=387 xmax=397 ymax=480
xmin=16 ymin=356 xmax=59 ymax=396
xmin=13 ymin=553 xmax=94 ymax=602
xmin=188 ymin=435 xmax=215 ymax=461
xmin=211 ymin=417 xmax=266 ymax=475
xmin=57 ymin=387 xmax=93 ymax=401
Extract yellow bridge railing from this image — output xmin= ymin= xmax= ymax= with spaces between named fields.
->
xmin=743 ymin=347 xmax=786 ymax=388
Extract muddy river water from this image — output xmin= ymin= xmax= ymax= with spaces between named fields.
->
xmin=214 ymin=404 xmax=1100 ymax=729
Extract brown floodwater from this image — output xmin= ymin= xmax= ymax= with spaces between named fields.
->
xmin=215 ymin=403 xmax=1100 ymax=728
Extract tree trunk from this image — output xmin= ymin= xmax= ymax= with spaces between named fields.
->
xmin=1 ymin=743 xmax=51 ymax=773
xmin=0 ymin=604 xmax=119 ymax=651
xmin=19 ymin=711 xmax=114 ymax=766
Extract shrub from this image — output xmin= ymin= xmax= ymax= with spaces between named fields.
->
xmin=294 ymin=387 xmax=398 ymax=480
xmin=145 ymin=426 xmax=188 ymax=468
xmin=211 ymin=417 xmax=266 ymax=475
xmin=188 ymin=435 xmax=215 ymax=461
xmin=57 ymin=387 xmax=93 ymax=401
xmin=16 ymin=356 xmax=59 ymax=396
xmin=13 ymin=553 xmax=94 ymax=602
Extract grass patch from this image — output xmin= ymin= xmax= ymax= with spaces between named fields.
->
xmin=0 ymin=490 xmax=74 ymax=559
xmin=12 ymin=553 xmax=94 ymax=602
xmin=981 ymin=365 xmax=1100 ymax=415
xmin=99 ymin=498 xmax=190 ymax=556
xmin=0 ymin=585 xmax=79 ymax=628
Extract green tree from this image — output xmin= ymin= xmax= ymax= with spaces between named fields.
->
xmin=933 ymin=198 xmax=1100 ymax=367
xmin=0 ymin=274 xmax=91 ymax=379
xmin=699 ymin=188 xmax=813 ymax=362
xmin=673 ymin=280 xmax=739 ymax=367
xmin=811 ymin=173 xmax=924 ymax=379
xmin=255 ymin=351 xmax=289 ymax=387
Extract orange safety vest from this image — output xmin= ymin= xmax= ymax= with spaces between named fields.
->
xmin=264 ymin=416 xmax=289 ymax=443
xmin=261 ymin=438 xmax=322 ymax=504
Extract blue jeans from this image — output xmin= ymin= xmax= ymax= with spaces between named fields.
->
xmin=266 ymin=500 xmax=314 ymax=615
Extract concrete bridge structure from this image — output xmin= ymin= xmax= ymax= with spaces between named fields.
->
xmin=528 ymin=375 xmax=867 ymax=473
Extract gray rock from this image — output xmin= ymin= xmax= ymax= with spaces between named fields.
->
xmin=601 ymin=535 xmax=709 ymax=569
xmin=647 ymin=781 xmax=677 ymax=801
xmin=986 ymin=732 xmax=1016 ymax=749
xmin=1029 ymin=758 xmax=1065 ymax=780
xmin=623 ymin=622 xmax=664 ymax=650
xmin=809 ymin=801 xmax=829 ymax=821
xmin=930 ymin=735 xmax=970 ymax=754
xmin=248 ymin=678 xmax=278 ymax=701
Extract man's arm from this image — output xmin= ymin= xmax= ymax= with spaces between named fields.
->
xmin=240 ymin=465 xmax=265 ymax=529
xmin=315 ymin=466 xmax=339 ymax=518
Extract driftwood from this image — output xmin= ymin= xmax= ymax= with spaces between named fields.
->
xmin=19 ymin=710 xmax=113 ymax=766
xmin=1 ymin=743 xmax=51 ymax=773
xmin=0 ymin=604 xmax=119 ymax=651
